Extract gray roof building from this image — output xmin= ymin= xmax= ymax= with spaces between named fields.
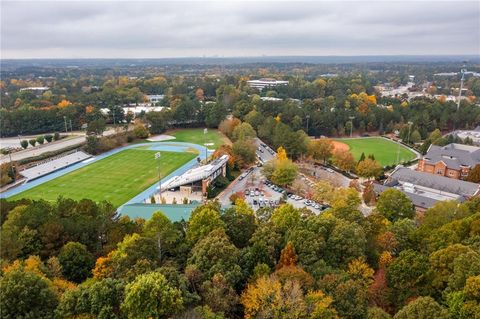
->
xmin=423 ymin=143 xmax=480 ymax=170
xmin=389 ymin=166 xmax=480 ymax=198
xmin=374 ymin=166 xmax=480 ymax=210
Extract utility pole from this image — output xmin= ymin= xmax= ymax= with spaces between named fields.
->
xmin=112 ymin=108 xmax=116 ymax=126
xmin=155 ymin=152 xmax=161 ymax=199
xmin=63 ymin=116 xmax=68 ymax=134
xmin=349 ymin=116 xmax=355 ymax=137
xmin=70 ymin=119 xmax=73 ymax=132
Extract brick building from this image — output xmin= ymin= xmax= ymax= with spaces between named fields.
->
xmin=417 ymin=143 xmax=480 ymax=179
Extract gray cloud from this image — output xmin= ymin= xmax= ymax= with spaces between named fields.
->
xmin=1 ymin=0 xmax=479 ymax=58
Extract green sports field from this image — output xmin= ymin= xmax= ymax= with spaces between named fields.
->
xmin=167 ymin=128 xmax=228 ymax=149
xmin=335 ymin=137 xmax=416 ymax=166
xmin=9 ymin=148 xmax=197 ymax=207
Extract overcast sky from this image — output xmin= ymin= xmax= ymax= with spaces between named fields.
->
xmin=1 ymin=0 xmax=479 ymax=58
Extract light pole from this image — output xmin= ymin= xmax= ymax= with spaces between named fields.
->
xmin=63 ymin=116 xmax=68 ymax=134
xmin=457 ymin=68 xmax=466 ymax=111
xmin=349 ymin=116 xmax=355 ymax=137
xmin=395 ymin=130 xmax=400 ymax=164
xmin=70 ymin=119 xmax=73 ymax=132
xmin=406 ymin=121 xmax=413 ymax=145
xmin=155 ymin=152 xmax=161 ymax=199
xmin=204 ymin=128 xmax=208 ymax=161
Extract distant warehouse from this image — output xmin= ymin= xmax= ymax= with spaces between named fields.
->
xmin=247 ymin=78 xmax=289 ymax=90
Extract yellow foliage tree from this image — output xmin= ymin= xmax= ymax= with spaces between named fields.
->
xmin=276 ymin=146 xmax=288 ymax=161
xmin=379 ymin=251 xmax=393 ymax=268
xmin=57 ymin=99 xmax=72 ymax=108
xmin=275 ymin=114 xmax=281 ymax=123
xmin=85 ymin=105 xmax=94 ymax=114
xmin=92 ymin=253 xmax=114 ymax=280
xmin=347 ymin=257 xmax=374 ymax=286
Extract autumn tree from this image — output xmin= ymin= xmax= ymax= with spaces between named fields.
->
xmin=363 ymin=182 xmax=376 ymax=205
xmin=356 ymin=158 xmax=383 ymax=180
xmin=466 ymin=164 xmax=480 ymax=183
xmin=308 ymin=139 xmax=334 ymax=164
xmin=332 ymin=149 xmax=356 ymax=172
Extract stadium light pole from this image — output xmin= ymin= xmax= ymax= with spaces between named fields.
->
xmin=395 ymin=130 xmax=400 ymax=164
xmin=204 ymin=128 xmax=208 ymax=161
xmin=349 ymin=116 xmax=355 ymax=137
xmin=407 ymin=121 xmax=413 ymax=145
xmin=155 ymin=152 xmax=161 ymax=200
xmin=63 ymin=116 xmax=68 ymax=134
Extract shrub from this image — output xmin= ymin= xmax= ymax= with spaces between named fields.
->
xmin=36 ymin=136 xmax=45 ymax=145
xmin=44 ymin=134 xmax=53 ymax=143
xmin=53 ymin=132 xmax=60 ymax=141
xmin=133 ymin=124 xmax=149 ymax=139
xmin=29 ymin=139 xmax=36 ymax=147
xmin=20 ymin=140 xmax=29 ymax=149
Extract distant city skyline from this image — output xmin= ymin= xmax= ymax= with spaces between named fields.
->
xmin=1 ymin=0 xmax=479 ymax=59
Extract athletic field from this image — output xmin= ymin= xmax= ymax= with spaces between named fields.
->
xmin=334 ymin=137 xmax=416 ymax=166
xmin=167 ymin=128 xmax=228 ymax=149
xmin=9 ymin=148 xmax=196 ymax=207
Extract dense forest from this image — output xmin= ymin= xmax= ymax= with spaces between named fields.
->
xmin=1 ymin=192 xmax=479 ymax=318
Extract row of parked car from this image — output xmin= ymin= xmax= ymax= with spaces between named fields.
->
xmin=265 ymin=179 xmax=330 ymax=212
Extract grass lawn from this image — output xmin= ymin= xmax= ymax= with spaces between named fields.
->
xmin=9 ymin=148 xmax=196 ymax=207
xmin=335 ymin=137 xmax=416 ymax=166
xmin=166 ymin=128 xmax=228 ymax=149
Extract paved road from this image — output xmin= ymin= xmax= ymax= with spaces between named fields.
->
xmin=0 ymin=128 xmax=125 ymax=165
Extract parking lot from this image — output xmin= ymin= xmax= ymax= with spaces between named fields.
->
xmin=217 ymin=137 xmax=333 ymax=214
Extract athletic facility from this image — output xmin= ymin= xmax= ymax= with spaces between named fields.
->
xmin=333 ymin=137 xmax=417 ymax=166
xmin=6 ymin=129 xmax=227 ymax=208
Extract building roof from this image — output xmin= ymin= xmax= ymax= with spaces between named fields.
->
xmin=161 ymin=155 xmax=229 ymax=190
xmin=390 ymin=167 xmax=480 ymax=197
xmin=423 ymin=143 xmax=480 ymax=169
xmin=373 ymin=183 xmax=440 ymax=209
xmin=118 ymin=203 xmax=200 ymax=222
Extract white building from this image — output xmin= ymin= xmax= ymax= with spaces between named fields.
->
xmin=146 ymin=95 xmax=164 ymax=104
xmin=247 ymin=78 xmax=289 ymax=90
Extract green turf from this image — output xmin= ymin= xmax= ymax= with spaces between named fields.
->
xmin=9 ymin=148 xmax=196 ymax=207
xmin=335 ymin=137 xmax=416 ymax=166
xmin=167 ymin=128 xmax=227 ymax=149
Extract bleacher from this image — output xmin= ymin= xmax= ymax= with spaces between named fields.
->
xmin=20 ymin=151 xmax=91 ymax=181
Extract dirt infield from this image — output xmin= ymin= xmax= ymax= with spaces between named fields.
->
xmin=331 ymin=140 xmax=350 ymax=152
